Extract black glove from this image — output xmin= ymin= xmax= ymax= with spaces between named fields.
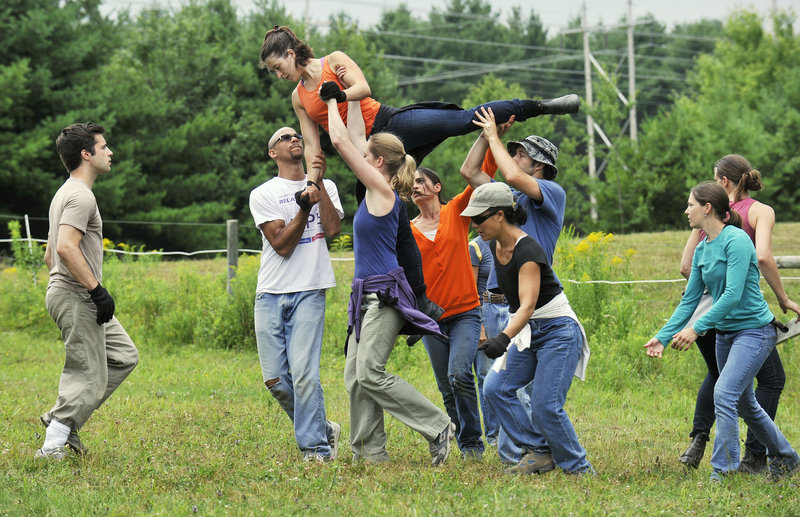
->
xmin=319 ymin=81 xmax=347 ymax=103
xmin=416 ymin=292 xmax=444 ymax=321
xmin=294 ymin=190 xmax=313 ymax=212
xmin=88 ymin=283 xmax=115 ymax=325
xmin=478 ymin=332 xmax=510 ymax=359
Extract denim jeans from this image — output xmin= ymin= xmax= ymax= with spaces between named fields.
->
xmin=711 ymin=324 xmax=796 ymax=473
xmin=254 ymin=290 xmax=332 ymax=457
xmin=383 ymin=99 xmax=534 ymax=152
xmin=474 ymin=305 xmax=499 ymax=440
xmin=422 ymin=308 xmax=484 ymax=452
xmin=692 ymin=329 xmax=786 ymax=456
xmin=484 ymin=317 xmax=592 ymax=473
xmin=483 ymin=301 xmax=531 ymax=464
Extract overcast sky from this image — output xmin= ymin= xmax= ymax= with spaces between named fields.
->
xmin=102 ymin=0 xmax=799 ymax=33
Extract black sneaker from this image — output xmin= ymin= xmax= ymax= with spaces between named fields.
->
xmin=429 ymin=422 xmax=456 ymax=466
xmin=40 ymin=414 xmax=88 ymax=456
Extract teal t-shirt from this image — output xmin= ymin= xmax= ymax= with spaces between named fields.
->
xmin=655 ymin=225 xmax=773 ymax=346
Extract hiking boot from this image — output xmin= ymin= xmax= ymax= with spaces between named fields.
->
xmin=429 ymin=422 xmax=456 ymax=466
xmin=678 ymin=433 xmax=708 ymax=469
xmin=738 ymin=448 xmax=768 ymax=475
xmin=34 ymin=447 xmax=68 ymax=461
xmin=328 ymin=421 xmax=341 ymax=461
xmin=40 ymin=414 xmax=88 ymax=456
xmin=505 ymin=450 xmax=556 ymax=475
xmin=537 ymin=94 xmax=581 ymax=115
xmin=768 ymin=452 xmax=800 ymax=482
xmin=709 ymin=470 xmax=729 ymax=483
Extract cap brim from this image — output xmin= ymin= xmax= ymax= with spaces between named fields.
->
xmin=460 ymin=203 xmax=491 ymax=217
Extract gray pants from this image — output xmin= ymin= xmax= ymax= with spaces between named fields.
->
xmin=344 ymin=294 xmax=450 ymax=461
xmin=44 ymin=287 xmax=139 ymax=431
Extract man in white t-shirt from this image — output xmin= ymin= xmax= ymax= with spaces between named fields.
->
xmin=249 ymin=127 xmax=344 ymax=462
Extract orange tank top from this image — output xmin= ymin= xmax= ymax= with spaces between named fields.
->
xmin=296 ymin=56 xmax=381 ymax=135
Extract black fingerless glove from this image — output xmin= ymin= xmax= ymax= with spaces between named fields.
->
xmin=319 ymin=81 xmax=347 ymax=103
xmin=478 ymin=332 xmax=511 ymax=359
xmin=88 ymin=283 xmax=115 ymax=325
xmin=294 ymin=190 xmax=313 ymax=212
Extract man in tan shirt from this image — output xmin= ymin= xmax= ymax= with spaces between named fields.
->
xmin=37 ymin=122 xmax=139 ymax=459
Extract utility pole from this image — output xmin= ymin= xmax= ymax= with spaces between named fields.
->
xmin=582 ymin=2 xmax=598 ymax=221
xmin=627 ymin=0 xmax=638 ymax=143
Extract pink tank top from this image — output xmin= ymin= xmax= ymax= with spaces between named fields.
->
xmin=699 ymin=197 xmax=756 ymax=243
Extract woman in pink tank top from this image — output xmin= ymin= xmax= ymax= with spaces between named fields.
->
xmin=676 ymin=154 xmax=800 ymax=473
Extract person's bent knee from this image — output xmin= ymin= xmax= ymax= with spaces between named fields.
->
xmin=450 ymin=370 xmax=476 ymax=392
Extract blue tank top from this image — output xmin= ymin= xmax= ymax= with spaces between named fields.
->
xmin=353 ymin=193 xmax=401 ymax=279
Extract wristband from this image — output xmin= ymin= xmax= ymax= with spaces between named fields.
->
xmin=307 ymin=180 xmax=321 ymax=191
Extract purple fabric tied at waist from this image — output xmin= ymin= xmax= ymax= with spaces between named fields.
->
xmin=347 ymin=267 xmax=444 ymax=341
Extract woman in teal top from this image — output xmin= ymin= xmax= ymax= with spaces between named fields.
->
xmin=644 ymin=181 xmax=799 ymax=482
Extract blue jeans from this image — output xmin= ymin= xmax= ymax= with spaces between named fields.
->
xmin=483 ymin=301 xmax=532 ymax=464
xmin=422 ymin=308 xmax=484 ymax=452
xmin=484 ymin=317 xmax=592 ymax=473
xmin=254 ymin=290 xmax=333 ymax=457
xmin=711 ymin=324 xmax=796 ymax=473
xmin=474 ymin=304 xmax=499 ymax=441
xmin=383 ymin=99 xmax=534 ymax=152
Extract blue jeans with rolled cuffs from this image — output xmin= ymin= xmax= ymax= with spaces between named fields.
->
xmin=711 ymin=324 xmax=797 ymax=474
xmin=422 ymin=307 xmax=484 ymax=453
xmin=484 ymin=317 xmax=592 ymax=473
xmin=254 ymin=289 xmax=333 ymax=457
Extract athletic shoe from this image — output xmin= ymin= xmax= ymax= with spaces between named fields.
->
xmin=34 ymin=447 xmax=68 ymax=461
xmin=429 ymin=422 xmax=456 ymax=466
xmin=40 ymin=414 xmax=88 ymax=456
xmin=328 ymin=421 xmax=341 ymax=461
xmin=505 ymin=450 xmax=556 ymax=475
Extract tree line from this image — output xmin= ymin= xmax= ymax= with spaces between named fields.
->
xmin=1 ymin=0 xmax=797 ymax=251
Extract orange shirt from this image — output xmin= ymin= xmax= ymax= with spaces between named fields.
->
xmin=411 ymin=188 xmax=479 ymax=319
xmin=296 ymin=55 xmax=381 ymax=134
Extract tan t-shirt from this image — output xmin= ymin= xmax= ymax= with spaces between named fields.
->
xmin=47 ymin=178 xmax=103 ymax=292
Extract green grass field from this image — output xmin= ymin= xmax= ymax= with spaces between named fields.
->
xmin=2 ymin=225 xmax=800 ymax=516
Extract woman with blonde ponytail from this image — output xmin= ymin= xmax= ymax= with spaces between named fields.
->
xmin=322 ymin=96 xmax=456 ymax=466
xmin=675 ymin=155 xmax=800 ymax=474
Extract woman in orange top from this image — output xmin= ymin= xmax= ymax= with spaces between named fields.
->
xmin=410 ymin=165 xmax=485 ymax=459
xmin=258 ymin=25 xmax=579 ymax=196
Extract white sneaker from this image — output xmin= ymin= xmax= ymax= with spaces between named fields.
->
xmin=35 ymin=447 xmax=68 ymax=461
xmin=328 ymin=421 xmax=341 ymax=461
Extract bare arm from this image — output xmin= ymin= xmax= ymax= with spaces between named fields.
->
xmin=751 ymin=203 xmax=800 ymax=319
xmin=502 ymin=261 xmax=540 ymax=339
xmin=326 ymin=51 xmax=372 ymax=101
xmin=44 ymin=244 xmax=52 ymax=270
xmin=460 ymin=115 xmax=516 ymax=188
xmin=56 ymin=224 xmax=99 ymax=290
xmin=260 ymin=208 xmax=312 ymax=259
xmin=310 ymin=152 xmax=341 ymax=238
xmin=680 ymin=229 xmax=702 ymax=279
xmin=325 ymin=98 xmax=395 ymax=215
xmin=472 ymin=107 xmax=543 ymax=202
xmin=292 ymin=88 xmax=324 ymax=190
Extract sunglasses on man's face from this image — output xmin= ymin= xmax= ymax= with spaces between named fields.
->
xmin=470 ymin=209 xmax=500 ymax=226
xmin=270 ymin=133 xmax=303 ymax=149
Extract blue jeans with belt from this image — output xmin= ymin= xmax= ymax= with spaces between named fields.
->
xmin=484 ymin=317 xmax=592 ymax=473
xmin=711 ymin=324 xmax=797 ymax=474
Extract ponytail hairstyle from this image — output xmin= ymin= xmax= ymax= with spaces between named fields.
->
xmin=713 ymin=154 xmax=763 ymax=202
xmin=367 ymin=132 xmax=415 ymax=200
xmin=259 ymin=25 xmax=315 ymax=69
xmin=498 ymin=204 xmax=528 ymax=227
xmin=416 ymin=166 xmax=446 ymax=205
xmin=691 ymin=181 xmax=742 ymax=229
